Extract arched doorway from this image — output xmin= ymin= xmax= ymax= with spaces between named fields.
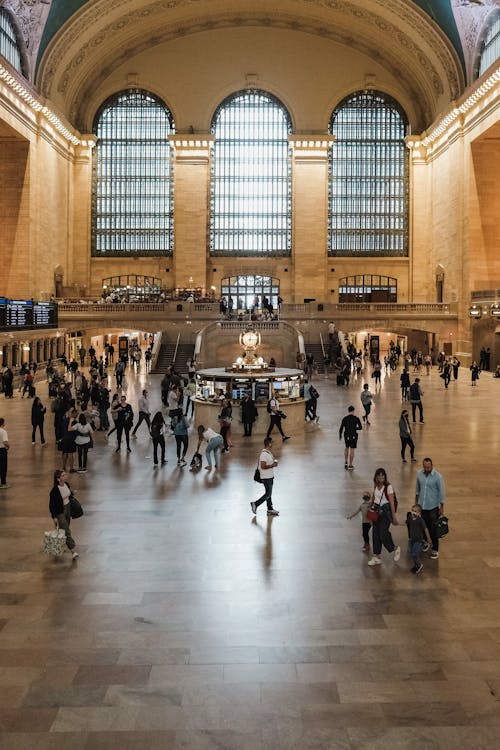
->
xmin=220 ymin=275 xmax=280 ymax=313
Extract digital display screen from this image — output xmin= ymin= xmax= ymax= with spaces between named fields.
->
xmin=33 ymin=301 xmax=57 ymax=328
xmin=0 ymin=298 xmax=57 ymax=331
xmin=273 ymin=381 xmax=283 ymax=390
xmin=7 ymin=299 xmax=33 ymax=328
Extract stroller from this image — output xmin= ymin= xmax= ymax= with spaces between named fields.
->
xmin=189 ymin=452 xmax=202 ymax=471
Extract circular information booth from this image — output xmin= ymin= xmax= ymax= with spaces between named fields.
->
xmin=194 ymin=367 xmax=306 ymax=436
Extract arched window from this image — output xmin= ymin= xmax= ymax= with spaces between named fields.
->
xmin=91 ymin=89 xmax=174 ymax=256
xmin=210 ymin=90 xmax=292 ymax=256
xmin=220 ymin=275 xmax=280 ymax=312
xmin=338 ymin=275 xmax=397 ymax=303
xmin=328 ymin=91 xmax=408 ymax=257
xmin=0 ymin=8 xmax=22 ymax=73
xmin=479 ymin=11 xmax=500 ymax=77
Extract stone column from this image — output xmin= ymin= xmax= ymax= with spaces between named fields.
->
xmin=290 ymin=136 xmax=334 ymax=303
xmin=169 ymin=136 xmax=213 ymax=294
xmin=72 ymin=136 xmax=96 ymax=296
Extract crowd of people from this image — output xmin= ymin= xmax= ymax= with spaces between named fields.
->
xmin=0 ymin=329 xmax=493 ymax=574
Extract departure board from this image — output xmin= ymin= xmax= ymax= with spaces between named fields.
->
xmin=0 ymin=298 xmax=57 ymax=331
xmin=33 ymin=301 xmax=57 ymax=328
xmin=6 ymin=299 xmax=33 ymax=328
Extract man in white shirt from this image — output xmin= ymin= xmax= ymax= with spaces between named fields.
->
xmin=266 ymin=392 xmax=290 ymax=441
xmin=251 ymin=437 xmax=279 ymax=516
xmin=0 ymin=417 xmax=10 ymax=489
xmin=132 ymin=389 xmax=151 ymax=437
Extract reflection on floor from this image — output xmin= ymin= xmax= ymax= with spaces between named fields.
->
xmin=0 ymin=362 xmax=499 ymax=749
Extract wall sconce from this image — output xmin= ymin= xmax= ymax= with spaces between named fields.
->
xmin=490 ymin=303 xmax=500 ymax=317
xmin=469 ymin=304 xmax=482 ymax=318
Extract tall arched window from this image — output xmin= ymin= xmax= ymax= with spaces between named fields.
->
xmin=328 ymin=91 xmax=408 ymax=257
xmin=0 ymin=8 xmax=22 ymax=73
xmin=478 ymin=11 xmax=500 ymax=77
xmin=91 ymin=89 xmax=174 ymax=256
xmin=210 ymin=90 xmax=292 ymax=256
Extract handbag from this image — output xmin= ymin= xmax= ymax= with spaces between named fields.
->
xmin=366 ymin=504 xmax=380 ymax=522
xmin=434 ymin=515 xmax=449 ymax=538
xmin=254 ymin=467 xmax=263 ymax=483
xmin=43 ymin=527 xmax=67 ymax=556
xmin=277 ymin=410 xmax=287 ymax=420
xmin=69 ymin=494 xmax=84 ymax=519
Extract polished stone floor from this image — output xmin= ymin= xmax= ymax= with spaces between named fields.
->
xmin=0 ymin=360 xmax=499 ymax=749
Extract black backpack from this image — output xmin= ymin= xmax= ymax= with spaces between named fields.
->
xmin=267 ymin=399 xmax=273 ymax=413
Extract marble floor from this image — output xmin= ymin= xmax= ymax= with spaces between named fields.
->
xmin=0 ymin=361 xmax=500 ymax=749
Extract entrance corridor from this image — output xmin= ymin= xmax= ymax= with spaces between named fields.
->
xmin=0 ymin=362 xmax=499 ymax=749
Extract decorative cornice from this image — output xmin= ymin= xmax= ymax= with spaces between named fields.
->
xmin=406 ymin=64 xmax=500 ymax=160
xmin=0 ymin=60 xmax=81 ymax=147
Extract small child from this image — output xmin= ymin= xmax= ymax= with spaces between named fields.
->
xmin=347 ymin=492 xmax=372 ymax=552
xmin=405 ymin=503 xmax=431 ymax=574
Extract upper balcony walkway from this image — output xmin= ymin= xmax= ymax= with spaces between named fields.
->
xmin=57 ymin=301 xmax=458 ymax=330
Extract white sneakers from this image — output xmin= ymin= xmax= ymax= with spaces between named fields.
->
xmin=367 ymin=556 xmax=382 ymax=566
xmin=393 ymin=546 xmax=401 ymax=562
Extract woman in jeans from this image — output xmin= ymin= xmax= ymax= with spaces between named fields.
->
xmin=150 ymin=411 xmax=167 ymax=466
xmin=367 ymin=467 xmax=400 ymax=566
xmin=49 ymin=469 xmax=79 ymax=559
xmin=196 ymin=425 xmax=224 ymax=470
xmin=74 ymin=413 xmax=93 ymax=473
xmin=173 ymin=414 xmax=189 ymax=466
xmin=398 ymin=410 xmax=416 ymax=463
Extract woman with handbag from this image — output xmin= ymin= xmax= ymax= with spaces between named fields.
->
xmin=48 ymin=469 xmax=79 ymax=559
xmin=367 ymin=467 xmax=400 ymax=567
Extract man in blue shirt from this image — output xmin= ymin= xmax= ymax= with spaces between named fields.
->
xmin=415 ymin=457 xmax=446 ymax=559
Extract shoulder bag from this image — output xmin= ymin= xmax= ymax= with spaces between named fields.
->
xmin=69 ymin=494 xmax=84 ymax=519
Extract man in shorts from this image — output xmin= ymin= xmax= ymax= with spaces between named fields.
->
xmin=339 ymin=405 xmax=362 ymax=470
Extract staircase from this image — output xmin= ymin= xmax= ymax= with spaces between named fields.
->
xmin=151 ymin=339 xmax=195 ymax=376
xmin=304 ymin=343 xmax=326 ymax=374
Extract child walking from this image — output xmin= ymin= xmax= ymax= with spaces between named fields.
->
xmin=405 ymin=503 xmax=431 ymax=574
xmin=347 ymin=492 xmax=372 ymax=552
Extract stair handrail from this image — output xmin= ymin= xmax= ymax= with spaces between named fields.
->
xmin=172 ymin=332 xmax=180 ymax=363
xmin=319 ymin=331 xmax=326 ymax=359
xmin=150 ymin=331 xmax=163 ymax=372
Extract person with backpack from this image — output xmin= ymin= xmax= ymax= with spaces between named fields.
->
xmin=409 ymin=378 xmax=424 ymax=423
xmin=304 ymin=381 xmax=320 ymax=423
xmin=367 ymin=467 xmax=400 ymax=567
xmin=266 ymin=391 xmax=290 ymax=441
xmin=339 ymin=405 xmax=362 ymax=470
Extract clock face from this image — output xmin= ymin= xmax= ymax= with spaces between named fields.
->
xmin=242 ymin=331 xmax=258 ymax=347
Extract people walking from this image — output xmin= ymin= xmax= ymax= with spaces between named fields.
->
xmin=218 ymin=398 xmax=232 ymax=452
xmin=31 ymin=396 xmax=47 ymax=445
xmin=409 ymin=378 xmax=424 ymax=423
xmin=406 ymin=504 xmax=431 ymax=574
xmin=173 ymin=413 xmax=189 ymax=466
xmin=367 ymin=467 xmax=400 ymax=567
xmin=339 ymin=405 xmax=362 ymax=470
xmin=49 ymin=469 xmax=79 ymax=559
xmin=451 ymin=356 xmax=460 ymax=380
xmin=241 ymin=391 xmax=257 ymax=436
xmin=360 ymin=383 xmax=373 ymax=424
xmin=74 ymin=414 xmax=93 ymax=472
xmin=266 ymin=392 xmax=290 ymax=441
xmin=132 ymin=389 xmax=151 ymax=437
xmin=250 ymin=436 xmax=279 ymax=516
xmin=400 ymin=369 xmax=410 ymax=400
xmin=441 ymin=360 xmax=451 ymax=388
xmin=347 ymin=491 xmax=372 ymax=552
xmin=115 ymin=395 xmax=134 ymax=452
xmin=196 ymin=425 xmax=224 ymax=470
xmin=415 ymin=458 xmax=446 ymax=559
xmin=0 ymin=417 xmax=10 ymax=489
xmin=399 ymin=409 xmax=416 ymax=462
xmin=150 ymin=411 xmax=167 ymax=466
xmin=470 ymin=361 xmax=480 ymax=386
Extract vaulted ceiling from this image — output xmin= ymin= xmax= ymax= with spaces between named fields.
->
xmin=6 ymin=0 xmax=498 ymax=132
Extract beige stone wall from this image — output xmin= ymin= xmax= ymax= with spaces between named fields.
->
xmin=0 ymin=137 xmax=30 ymax=298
